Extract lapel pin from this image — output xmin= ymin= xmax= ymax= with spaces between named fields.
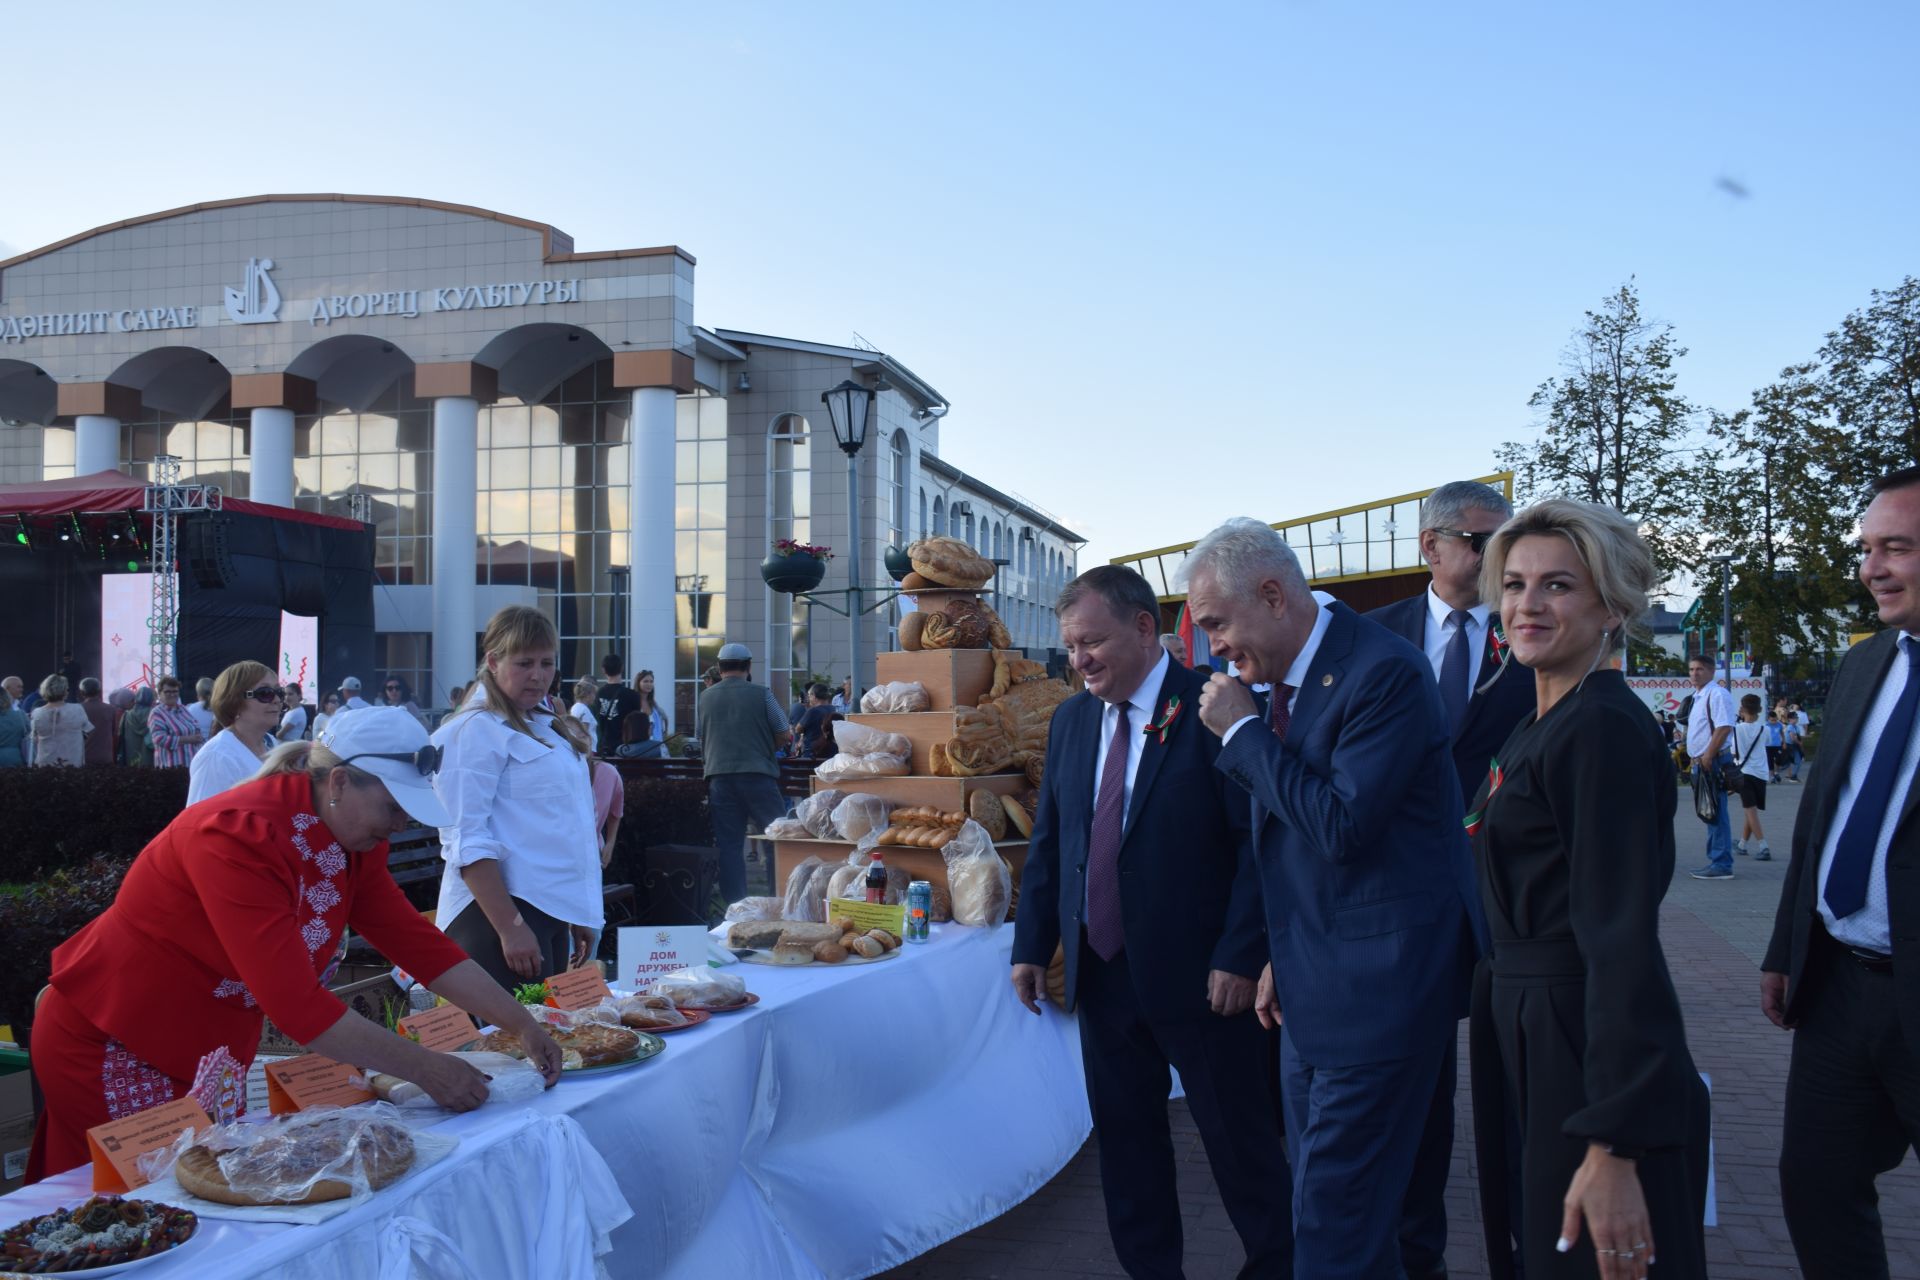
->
xmin=1321 ymin=674 xmax=1334 ymax=687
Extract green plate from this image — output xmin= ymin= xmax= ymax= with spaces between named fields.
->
xmin=559 ymin=1031 xmax=665 ymax=1077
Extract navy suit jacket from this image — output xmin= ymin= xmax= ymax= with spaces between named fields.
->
xmin=1013 ymin=659 xmax=1265 ymax=1021
xmin=1366 ymin=591 xmax=1537 ymax=806
xmin=1216 ymin=602 xmax=1484 ymax=1067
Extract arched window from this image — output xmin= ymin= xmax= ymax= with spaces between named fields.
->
xmin=919 ymin=488 xmax=928 ymax=540
xmin=889 ymin=430 xmax=909 ymax=547
xmin=933 ymin=495 xmax=946 ymax=536
xmin=767 ymin=413 xmax=812 ymax=701
xmin=962 ymin=508 xmax=975 ymax=547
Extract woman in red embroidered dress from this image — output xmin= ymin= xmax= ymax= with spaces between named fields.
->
xmin=26 ymin=706 xmax=565 ymax=1181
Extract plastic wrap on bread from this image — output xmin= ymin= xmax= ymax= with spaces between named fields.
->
xmin=942 ymin=819 xmax=1013 ymax=928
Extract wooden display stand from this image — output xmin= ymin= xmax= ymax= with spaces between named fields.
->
xmin=754 ymin=644 xmax=1036 ymax=907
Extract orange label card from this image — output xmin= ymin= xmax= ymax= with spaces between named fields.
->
xmin=399 ymin=1004 xmax=479 ymax=1053
xmin=545 ymin=965 xmax=612 ymax=1011
xmin=86 ymin=1096 xmax=211 ymax=1193
xmin=264 ymin=1054 xmax=375 ymax=1114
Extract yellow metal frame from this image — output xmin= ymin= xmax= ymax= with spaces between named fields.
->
xmin=1114 ymin=472 xmax=1514 ymax=603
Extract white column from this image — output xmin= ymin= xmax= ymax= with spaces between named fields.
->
xmin=430 ymin=396 xmax=479 ymax=711
xmin=74 ymin=415 xmax=120 ymax=476
xmin=627 ymin=387 xmax=677 ymax=695
xmin=248 ymin=406 xmax=295 ymax=507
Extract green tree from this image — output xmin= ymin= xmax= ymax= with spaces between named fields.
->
xmin=1496 ymin=279 xmax=1703 ymax=586
xmin=1819 ymin=275 xmax=1920 ymax=480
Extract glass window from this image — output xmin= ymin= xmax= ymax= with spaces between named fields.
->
xmin=766 ymin=412 xmax=812 ymax=703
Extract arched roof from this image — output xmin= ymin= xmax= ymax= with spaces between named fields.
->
xmin=0 ymin=193 xmax=693 ymax=279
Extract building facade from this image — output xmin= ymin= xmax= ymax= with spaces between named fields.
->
xmin=0 ymin=195 xmax=1080 ymax=727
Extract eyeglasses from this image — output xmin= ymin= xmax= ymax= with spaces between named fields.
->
xmin=385 ymin=685 xmax=401 ymax=691
xmin=339 ymin=744 xmax=442 ymax=776
xmin=243 ymin=686 xmax=282 ymax=705
xmin=1430 ymin=527 xmax=1494 ymax=554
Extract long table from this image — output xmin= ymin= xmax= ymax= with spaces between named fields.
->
xmin=0 ymin=924 xmax=1091 ymax=1279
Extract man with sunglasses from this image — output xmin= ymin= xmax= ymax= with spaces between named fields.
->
xmin=1365 ymin=478 xmax=1533 ymax=1280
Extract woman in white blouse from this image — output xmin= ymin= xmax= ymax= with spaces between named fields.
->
xmin=185 ymin=661 xmax=283 ymax=805
xmin=431 ymin=607 xmax=601 ymax=989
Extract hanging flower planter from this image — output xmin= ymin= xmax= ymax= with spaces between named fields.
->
xmin=883 ymin=545 xmax=914 ymax=582
xmin=761 ymin=540 xmax=832 ymax=593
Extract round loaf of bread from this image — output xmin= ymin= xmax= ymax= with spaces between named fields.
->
xmin=908 ymin=537 xmax=994 ymax=589
xmin=175 ymin=1116 xmax=415 ymax=1206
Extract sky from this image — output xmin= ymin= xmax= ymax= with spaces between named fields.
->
xmin=4 ymin=1 xmax=1915 ymax=568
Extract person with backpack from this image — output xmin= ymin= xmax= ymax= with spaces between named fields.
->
xmin=1685 ymin=655 xmax=1739 ymax=880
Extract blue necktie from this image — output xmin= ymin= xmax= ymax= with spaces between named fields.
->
xmin=1439 ymin=609 xmax=1472 ymax=733
xmin=1825 ymin=638 xmax=1920 ymax=919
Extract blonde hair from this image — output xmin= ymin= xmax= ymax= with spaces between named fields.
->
xmin=210 ymin=660 xmax=275 ymax=730
xmin=258 ymin=739 xmax=384 ymax=792
xmin=1479 ymin=499 xmax=1657 ymax=654
xmin=449 ymin=606 xmax=591 ymax=757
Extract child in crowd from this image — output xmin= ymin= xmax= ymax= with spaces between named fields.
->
xmin=1732 ymin=694 xmax=1772 ymax=860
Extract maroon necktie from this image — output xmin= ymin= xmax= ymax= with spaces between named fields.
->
xmin=1085 ymin=702 xmax=1132 ymax=961
xmin=1269 ymin=684 xmax=1296 ymax=741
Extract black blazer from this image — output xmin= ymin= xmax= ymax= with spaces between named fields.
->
xmin=1367 ymin=592 xmax=1537 ymax=806
xmin=1012 ymin=659 xmax=1265 ymax=1020
xmin=1765 ymin=629 xmax=1920 ymax=1044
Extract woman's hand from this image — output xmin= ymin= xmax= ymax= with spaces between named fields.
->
xmin=497 ymin=918 xmax=544 ymax=979
xmin=1559 ymin=1143 xmax=1653 ymax=1279
xmin=513 ymin=1016 xmax=566 ymax=1085
xmin=414 ymin=1050 xmax=492 ymax=1112
xmin=568 ymin=924 xmax=593 ymax=969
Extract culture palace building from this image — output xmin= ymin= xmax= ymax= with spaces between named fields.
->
xmin=0 ymin=195 xmax=1080 ymax=728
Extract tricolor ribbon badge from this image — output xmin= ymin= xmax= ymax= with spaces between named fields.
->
xmin=1487 ymin=617 xmax=1511 ymax=665
xmin=1463 ymin=758 xmax=1505 ymax=837
xmin=1144 ymin=694 xmax=1183 ymax=745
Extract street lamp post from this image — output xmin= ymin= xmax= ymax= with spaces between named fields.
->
xmin=821 ymin=379 xmax=877 ymax=708
xmin=1708 ymin=554 xmax=1734 ymax=688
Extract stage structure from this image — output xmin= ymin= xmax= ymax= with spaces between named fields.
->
xmin=140 ymin=454 xmax=221 ymax=680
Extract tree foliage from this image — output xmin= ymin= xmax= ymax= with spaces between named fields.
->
xmin=1496 ymin=280 xmax=1701 ymax=585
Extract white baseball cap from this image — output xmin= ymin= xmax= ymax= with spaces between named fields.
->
xmin=317 ymin=705 xmax=450 ymax=827
xmin=340 ymin=676 xmax=363 ymax=691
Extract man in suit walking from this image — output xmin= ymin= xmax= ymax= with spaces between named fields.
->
xmin=1186 ymin=517 xmax=1481 ymax=1279
xmin=1366 ymin=479 xmax=1533 ymax=1280
xmin=1012 ymin=564 xmax=1292 ymax=1279
xmin=1763 ymin=466 xmax=1920 ymax=1279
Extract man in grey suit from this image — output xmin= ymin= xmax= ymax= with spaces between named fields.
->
xmin=1763 ymin=466 xmax=1920 ymax=1279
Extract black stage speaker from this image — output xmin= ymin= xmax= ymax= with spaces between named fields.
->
xmin=181 ymin=516 xmax=235 ymax=589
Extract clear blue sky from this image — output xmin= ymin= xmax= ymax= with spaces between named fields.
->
xmin=5 ymin=1 xmax=1914 ymax=567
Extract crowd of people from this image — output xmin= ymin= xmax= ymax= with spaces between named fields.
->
xmin=1012 ymin=468 xmax=1920 ymax=1280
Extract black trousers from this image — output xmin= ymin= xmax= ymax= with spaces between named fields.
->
xmin=1399 ymin=1033 xmax=1457 ymax=1279
xmin=443 ymin=896 xmax=571 ymax=992
xmin=1781 ymin=931 xmax=1920 ymax=1280
xmin=1076 ymin=940 xmax=1294 ymax=1280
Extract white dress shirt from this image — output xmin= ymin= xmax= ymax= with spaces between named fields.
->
xmin=1817 ymin=632 xmax=1919 ymax=952
xmin=432 ymin=702 xmax=603 ymax=931
xmin=186 ymin=728 xmax=266 ymax=805
xmin=1222 ymin=592 xmax=1336 ymax=746
xmin=1423 ymin=586 xmax=1490 ymax=708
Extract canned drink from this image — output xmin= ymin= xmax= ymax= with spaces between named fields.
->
xmin=906 ymin=880 xmax=933 ymax=943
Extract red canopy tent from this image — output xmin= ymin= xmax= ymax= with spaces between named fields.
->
xmin=0 ymin=470 xmax=361 ymax=530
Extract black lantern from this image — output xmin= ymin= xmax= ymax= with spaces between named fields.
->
xmin=821 ymin=379 xmax=876 ymax=457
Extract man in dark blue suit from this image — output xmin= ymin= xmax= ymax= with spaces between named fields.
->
xmin=1365 ymin=479 xmax=1534 ymax=1280
xmin=1186 ymin=517 xmax=1482 ymax=1280
xmin=1013 ymin=564 xmax=1292 ymax=1279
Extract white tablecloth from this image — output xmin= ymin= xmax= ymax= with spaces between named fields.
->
xmin=1 ymin=924 xmax=1090 ymax=1280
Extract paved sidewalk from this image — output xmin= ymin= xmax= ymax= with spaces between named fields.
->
xmin=879 ymin=780 xmax=1920 ymax=1280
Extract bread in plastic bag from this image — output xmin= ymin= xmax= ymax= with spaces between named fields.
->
xmin=782 ymin=855 xmax=833 ymax=922
xmin=141 ymin=1103 xmax=417 ymax=1206
xmin=724 ymin=895 xmax=785 ymax=923
xmin=814 ymin=752 xmax=910 ymax=783
xmin=643 ymin=966 xmax=748 ymax=1008
xmin=368 ymin=1051 xmax=545 ymax=1109
xmin=762 ymin=815 xmax=811 ymax=838
xmin=824 ymin=720 xmax=911 ymax=760
xmin=830 ymin=793 xmax=892 ymax=841
xmin=942 ymin=818 xmax=1012 ymax=928
xmin=794 ymin=788 xmax=847 ymax=837
xmin=611 ymin=992 xmax=692 ymax=1029
xmin=825 ymin=862 xmax=865 ymax=903
xmin=860 ymin=681 xmax=931 ymax=713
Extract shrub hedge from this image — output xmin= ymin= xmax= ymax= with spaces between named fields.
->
xmin=0 ymin=765 xmax=188 ymax=883
xmin=0 ymin=857 xmax=132 ymax=1038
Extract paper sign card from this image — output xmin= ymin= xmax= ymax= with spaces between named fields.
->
xmin=545 ymin=965 xmax=612 ymax=1011
xmin=826 ymin=899 xmax=907 ymax=938
xmin=264 ymin=1054 xmax=375 ymax=1114
xmin=619 ymin=925 xmax=714 ymax=989
xmin=399 ymin=1003 xmax=479 ymax=1053
xmin=87 ymin=1096 xmax=211 ymax=1193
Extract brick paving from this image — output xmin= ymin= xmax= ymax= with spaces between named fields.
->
xmin=879 ymin=781 xmax=1920 ymax=1280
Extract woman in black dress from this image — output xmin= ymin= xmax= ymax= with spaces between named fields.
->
xmin=1468 ymin=499 xmax=1710 ymax=1280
